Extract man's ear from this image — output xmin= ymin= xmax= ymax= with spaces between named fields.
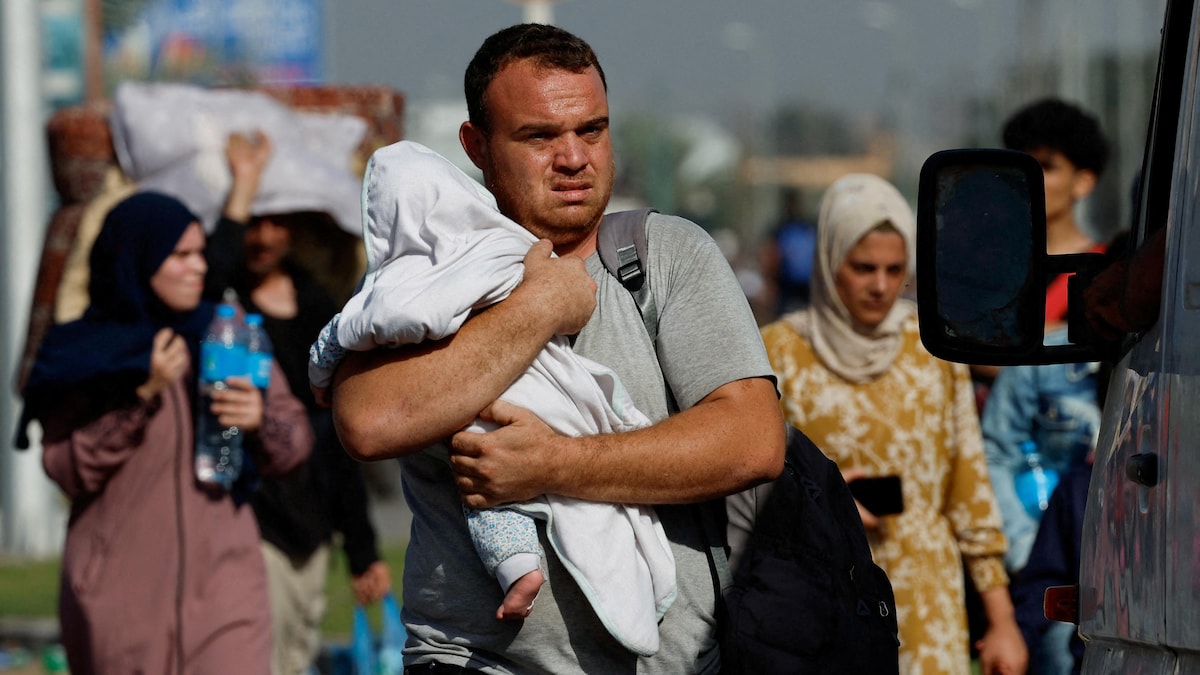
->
xmin=459 ymin=122 xmax=488 ymax=171
xmin=1072 ymin=168 xmax=1098 ymax=201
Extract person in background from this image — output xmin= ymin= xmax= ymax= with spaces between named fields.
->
xmin=326 ymin=23 xmax=786 ymax=674
xmin=759 ymin=173 xmax=1027 ymax=675
xmin=972 ymin=98 xmax=1111 ymax=410
xmin=771 ymin=188 xmax=819 ymax=315
xmin=963 ymin=99 xmax=1111 ymax=656
xmin=1003 ymin=98 xmax=1111 ymax=328
xmin=209 ymin=131 xmax=392 ymax=675
xmin=981 ymin=338 xmax=1099 ymax=675
xmin=22 ymin=192 xmax=311 ymax=675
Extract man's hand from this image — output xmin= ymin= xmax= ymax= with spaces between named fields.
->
xmin=450 ymin=400 xmax=560 ymax=508
xmin=1083 ymin=226 xmax=1165 ymax=342
xmin=209 ymin=376 xmax=264 ymax=432
xmin=223 ymin=130 xmax=273 ymax=223
xmin=1082 ymin=258 xmax=1133 ymax=343
xmin=351 ymin=560 xmax=393 ymax=605
xmin=332 ymin=238 xmax=597 ymax=461
xmin=516 ymin=239 xmax=596 ymax=336
xmin=136 ymin=328 xmax=190 ymax=401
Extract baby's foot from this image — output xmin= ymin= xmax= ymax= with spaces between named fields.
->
xmin=496 ymin=569 xmax=544 ymax=620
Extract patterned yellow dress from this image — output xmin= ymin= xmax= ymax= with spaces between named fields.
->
xmin=761 ymin=313 xmax=1009 ymax=675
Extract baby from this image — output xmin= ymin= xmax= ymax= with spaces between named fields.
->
xmin=309 ymin=141 xmax=675 ymax=656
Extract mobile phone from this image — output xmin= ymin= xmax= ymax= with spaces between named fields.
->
xmin=849 ymin=475 xmax=904 ymax=516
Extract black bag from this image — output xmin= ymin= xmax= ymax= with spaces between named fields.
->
xmin=721 ymin=426 xmax=900 ymax=674
xmin=597 ymin=210 xmax=900 ymax=674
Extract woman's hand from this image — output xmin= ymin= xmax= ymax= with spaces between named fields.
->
xmin=209 ymin=376 xmax=264 ymax=432
xmin=841 ymin=467 xmax=880 ymax=530
xmin=137 ymin=328 xmax=189 ymax=401
xmin=975 ymin=587 xmax=1030 ymax=675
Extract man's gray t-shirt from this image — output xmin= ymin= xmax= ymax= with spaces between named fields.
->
xmin=399 ymin=213 xmax=773 ymax=674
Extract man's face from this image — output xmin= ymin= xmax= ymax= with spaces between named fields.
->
xmin=243 ymin=215 xmax=292 ymax=276
xmin=1026 ymin=147 xmax=1096 ymax=225
xmin=461 ymin=59 xmax=615 ymax=257
xmin=834 ymin=229 xmax=909 ymax=329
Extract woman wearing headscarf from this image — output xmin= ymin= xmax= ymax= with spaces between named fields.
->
xmin=759 ymin=174 xmax=1027 ymax=675
xmin=21 ymin=192 xmax=312 ymax=675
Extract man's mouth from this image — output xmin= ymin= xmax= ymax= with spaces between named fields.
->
xmin=553 ymin=181 xmax=592 ymax=201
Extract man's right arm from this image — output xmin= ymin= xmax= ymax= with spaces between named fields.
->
xmin=332 ymin=240 xmax=596 ymax=460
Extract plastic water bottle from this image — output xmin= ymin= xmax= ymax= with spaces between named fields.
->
xmin=196 ymin=303 xmax=247 ymax=490
xmin=244 ymin=313 xmax=273 ymax=390
xmin=1014 ymin=440 xmax=1060 ymax=518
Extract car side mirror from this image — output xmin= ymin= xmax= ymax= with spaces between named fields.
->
xmin=916 ymin=149 xmax=1111 ymax=365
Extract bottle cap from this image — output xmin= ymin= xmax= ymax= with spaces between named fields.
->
xmin=216 ymin=304 xmax=236 ymax=318
xmin=246 ymin=313 xmax=263 ymax=326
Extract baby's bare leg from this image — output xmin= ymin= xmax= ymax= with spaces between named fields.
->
xmin=496 ymin=569 xmax=545 ymax=620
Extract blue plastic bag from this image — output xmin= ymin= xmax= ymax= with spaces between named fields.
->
xmin=350 ymin=592 xmax=407 ymax=675
xmin=351 ymin=603 xmax=377 ymax=675
xmin=379 ymin=592 xmax=406 ymax=675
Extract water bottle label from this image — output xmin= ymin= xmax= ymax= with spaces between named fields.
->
xmin=247 ymin=353 xmax=272 ymax=389
xmin=200 ymin=342 xmax=247 ymax=384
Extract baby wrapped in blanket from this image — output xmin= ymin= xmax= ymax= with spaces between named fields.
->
xmin=309 ymin=141 xmax=676 ymax=656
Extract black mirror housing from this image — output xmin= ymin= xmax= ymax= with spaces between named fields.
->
xmin=916 ymin=149 xmax=1113 ymax=365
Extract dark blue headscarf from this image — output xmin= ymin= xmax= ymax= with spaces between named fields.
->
xmin=19 ymin=192 xmax=216 ymax=446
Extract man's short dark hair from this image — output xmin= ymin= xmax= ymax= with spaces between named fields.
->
xmin=464 ymin=23 xmax=607 ymax=134
xmin=1002 ymin=98 xmax=1109 ymax=176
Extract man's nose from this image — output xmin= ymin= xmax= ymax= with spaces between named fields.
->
xmin=553 ymin=135 xmax=588 ymax=171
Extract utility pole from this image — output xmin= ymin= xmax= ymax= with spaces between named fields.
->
xmin=1 ymin=0 xmax=66 ymax=558
xmin=508 ymin=0 xmax=561 ymax=25
xmin=84 ymin=0 xmax=103 ymax=101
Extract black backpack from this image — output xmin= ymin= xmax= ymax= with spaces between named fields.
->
xmin=597 ymin=209 xmax=900 ymax=674
xmin=722 ymin=426 xmax=900 ymax=674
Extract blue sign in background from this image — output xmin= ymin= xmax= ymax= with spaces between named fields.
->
xmin=103 ymin=0 xmax=323 ymax=85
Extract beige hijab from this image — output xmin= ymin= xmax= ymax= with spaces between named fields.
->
xmin=785 ymin=173 xmax=916 ymax=383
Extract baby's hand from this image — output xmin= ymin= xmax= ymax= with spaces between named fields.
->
xmin=497 ymin=568 xmax=544 ymax=620
xmin=311 ymin=384 xmax=332 ymax=409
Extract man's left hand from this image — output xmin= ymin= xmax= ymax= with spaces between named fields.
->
xmin=351 ymin=560 xmax=393 ymax=605
xmin=450 ymin=400 xmax=558 ymax=508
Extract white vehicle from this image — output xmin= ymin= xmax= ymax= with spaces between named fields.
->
xmin=916 ymin=0 xmax=1200 ymax=671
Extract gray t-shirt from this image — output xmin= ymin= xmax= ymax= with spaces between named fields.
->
xmin=399 ymin=212 xmax=773 ymax=674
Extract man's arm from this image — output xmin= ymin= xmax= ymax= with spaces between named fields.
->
xmin=449 ymin=376 xmax=786 ymax=506
xmin=204 ymin=131 xmax=272 ymax=300
xmin=332 ymin=240 xmax=597 ymax=460
xmin=1084 ymin=225 xmax=1166 ymax=340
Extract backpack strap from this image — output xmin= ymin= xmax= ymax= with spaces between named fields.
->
xmin=597 ymin=209 xmax=734 ymax=596
xmin=598 ymin=208 xmax=658 ymax=343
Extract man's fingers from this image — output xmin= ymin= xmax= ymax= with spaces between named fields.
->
xmin=478 ymin=399 xmax=523 ymax=426
xmin=523 ymin=239 xmax=555 ymax=263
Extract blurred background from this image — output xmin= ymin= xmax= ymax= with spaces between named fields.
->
xmin=0 ymin=0 xmax=1170 ymax=656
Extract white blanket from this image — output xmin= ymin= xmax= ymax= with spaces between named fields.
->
xmin=109 ymin=81 xmax=364 ymax=234
xmin=336 ymin=141 xmax=676 ymax=656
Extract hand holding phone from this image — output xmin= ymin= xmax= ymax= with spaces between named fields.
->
xmin=849 ymin=475 xmax=904 ymax=516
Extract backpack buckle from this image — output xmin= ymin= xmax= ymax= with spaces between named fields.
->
xmin=616 ymin=244 xmax=643 ymax=285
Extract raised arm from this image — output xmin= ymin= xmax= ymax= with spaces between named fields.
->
xmin=331 ymin=240 xmax=597 ymax=460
